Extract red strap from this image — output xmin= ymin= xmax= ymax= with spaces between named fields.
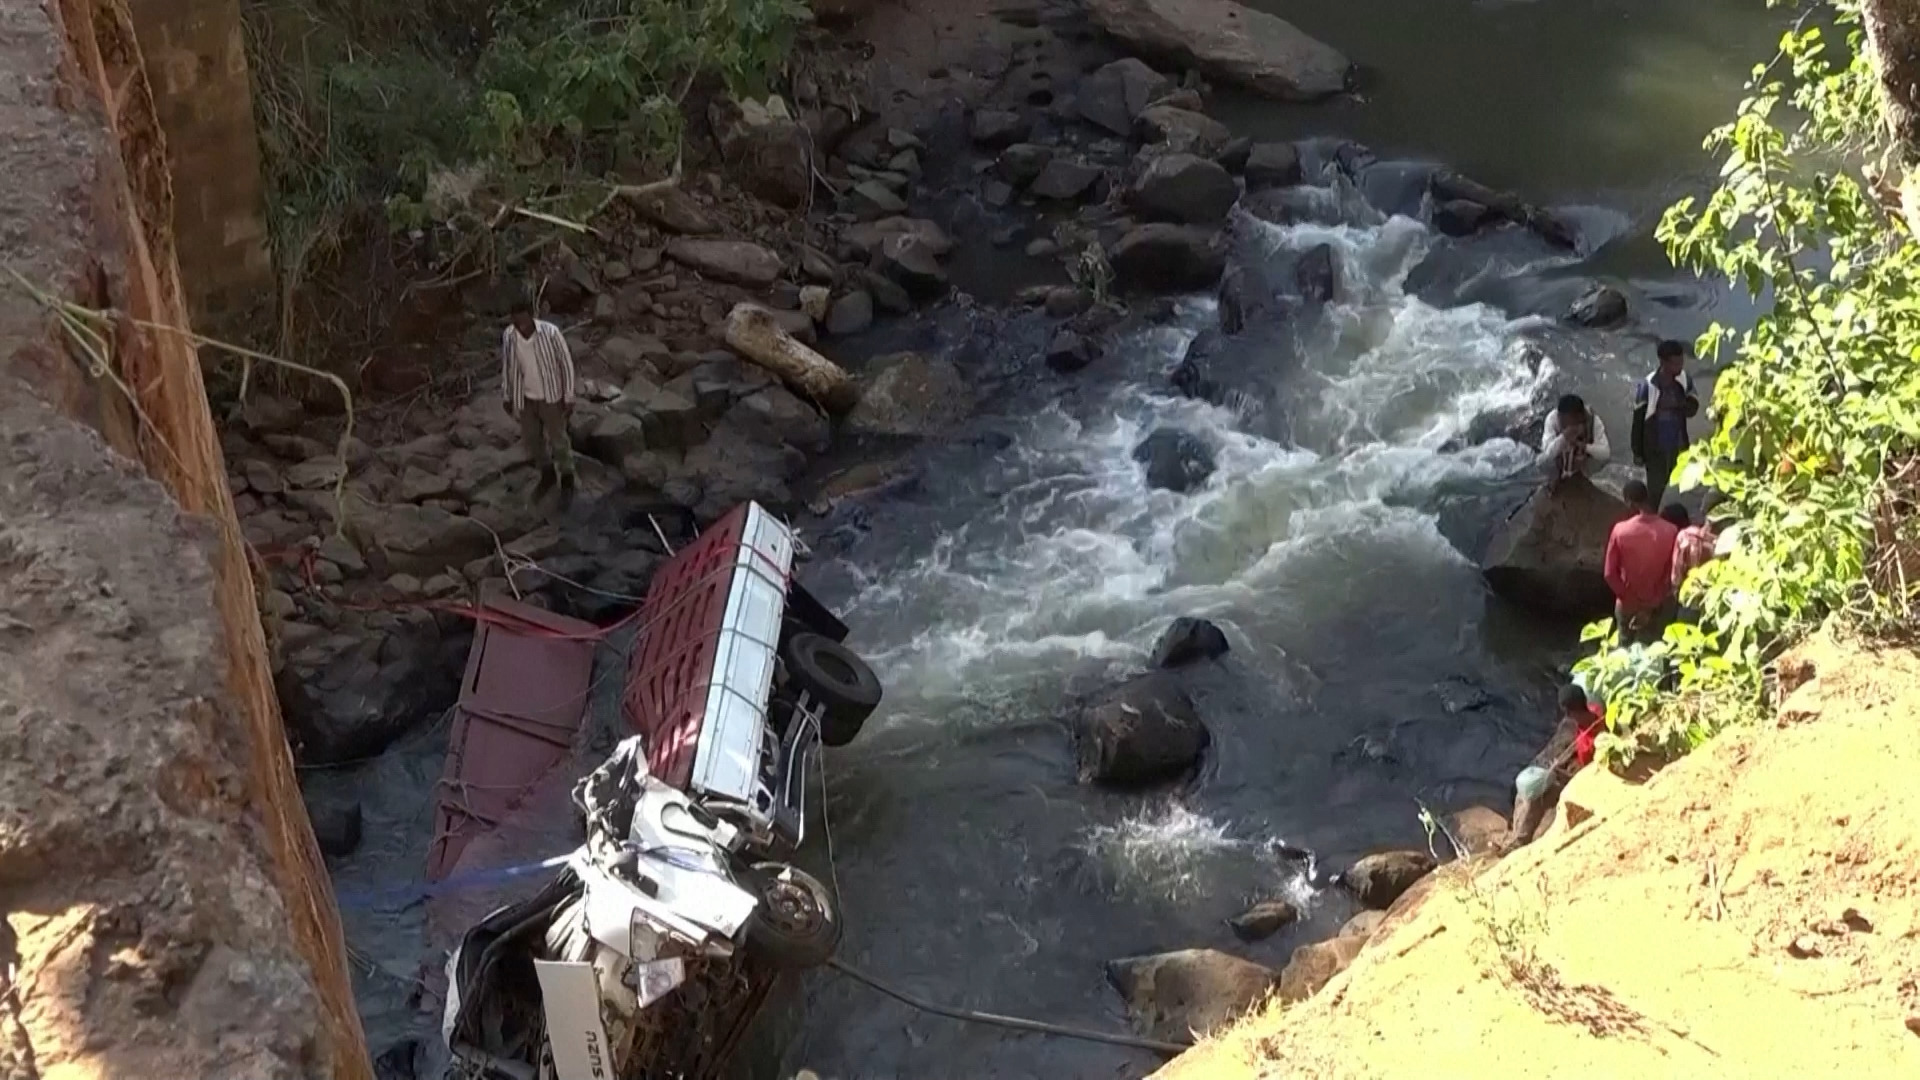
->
xmin=1574 ymin=702 xmax=1606 ymax=766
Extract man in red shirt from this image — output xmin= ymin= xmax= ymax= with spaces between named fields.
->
xmin=1604 ymin=480 xmax=1679 ymax=645
xmin=1503 ymin=683 xmax=1606 ymax=851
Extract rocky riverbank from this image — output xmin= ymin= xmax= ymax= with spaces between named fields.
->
xmin=237 ymin=0 xmax=1675 ymax=1069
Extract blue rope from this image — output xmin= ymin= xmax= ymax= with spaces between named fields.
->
xmin=335 ymin=853 xmax=573 ymax=911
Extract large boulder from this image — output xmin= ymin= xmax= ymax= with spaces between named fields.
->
xmin=1132 ymin=427 xmax=1216 ymax=492
xmin=1244 ymin=142 xmax=1303 ymax=189
xmin=1079 ymin=58 xmax=1173 ymax=136
xmin=1105 ymin=949 xmax=1276 ymax=1042
xmin=1276 ymin=935 xmax=1366 ymax=1002
xmin=278 ymin=614 xmax=468 ymax=764
xmin=1075 ymin=671 xmax=1211 ymax=785
xmin=1429 ymin=170 xmax=1578 ymax=250
xmin=1568 ymin=284 xmax=1629 ymax=328
xmin=1444 ymin=805 xmax=1511 ymax=857
xmin=1341 ymin=850 xmax=1437 ymax=909
xmin=847 ymin=352 xmax=970 ymax=436
xmin=725 ymin=385 xmax=831 ymax=454
xmin=1029 ymin=156 xmax=1104 ymax=202
xmin=1109 ymin=224 xmax=1227 ymax=294
xmin=1086 ymin=0 xmax=1352 ymax=101
xmin=665 ymin=238 xmax=784 ymax=287
xmin=1131 ymin=153 xmax=1240 ymax=226
xmin=710 ymin=96 xmax=812 ymax=208
xmin=352 ymin=503 xmax=498 ymax=577
xmin=1151 ymin=615 xmax=1230 ymax=668
xmin=875 ymin=232 xmax=949 ymax=297
xmin=1481 ymin=476 xmax=1628 ymax=619
xmin=1229 ymin=899 xmax=1300 ymax=942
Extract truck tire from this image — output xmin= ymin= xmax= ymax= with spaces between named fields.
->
xmin=742 ymin=862 xmax=841 ymax=968
xmin=784 ymin=633 xmax=881 ymax=747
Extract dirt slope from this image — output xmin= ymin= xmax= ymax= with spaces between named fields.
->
xmin=1156 ymin=630 xmax=1920 ymax=1080
xmin=0 ymin=0 xmax=367 ymax=1075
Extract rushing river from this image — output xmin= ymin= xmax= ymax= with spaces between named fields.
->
xmin=314 ymin=2 xmax=1787 ymax=1077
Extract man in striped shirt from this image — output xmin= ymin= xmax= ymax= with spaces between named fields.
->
xmin=501 ymin=300 xmax=577 ymax=503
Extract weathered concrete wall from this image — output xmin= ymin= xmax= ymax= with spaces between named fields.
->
xmin=126 ymin=0 xmax=274 ymax=328
xmin=0 ymin=0 xmax=368 ymax=1077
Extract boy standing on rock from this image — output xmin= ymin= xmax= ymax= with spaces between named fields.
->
xmin=501 ymin=299 xmax=578 ymax=505
xmin=1605 ymin=479 xmax=1680 ymax=645
xmin=1631 ymin=340 xmax=1700 ymax=506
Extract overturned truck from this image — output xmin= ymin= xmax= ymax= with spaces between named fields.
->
xmin=439 ymin=502 xmax=882 ymax=1078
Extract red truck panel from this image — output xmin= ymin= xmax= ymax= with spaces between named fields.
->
xmin=622 ymin=504 xmax=751 ymax=789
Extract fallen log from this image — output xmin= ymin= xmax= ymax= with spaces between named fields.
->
xmin=724 ymin=303 xmax=859 ymax=413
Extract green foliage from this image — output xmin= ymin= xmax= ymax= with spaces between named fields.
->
xmin=244 ymin=0 xmax=809 ymax=302
xmin=1574 ymin=1 xmax=1920 ymax=763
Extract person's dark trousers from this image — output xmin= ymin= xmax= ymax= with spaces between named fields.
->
xmin=1644 ymin=444 xmax=1679 ymax=507
xmin=1615 ymin=600 xmax=1668 ymax=647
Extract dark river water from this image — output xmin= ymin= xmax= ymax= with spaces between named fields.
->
xmin=313 ymin=2 xmax=1788 ymax=1078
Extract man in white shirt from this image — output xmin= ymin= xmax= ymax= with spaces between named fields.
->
xmin=1538 ymin=393 xmax=1610 ymax=491
xmin=500 ymin=299 xmax=577 ymax=504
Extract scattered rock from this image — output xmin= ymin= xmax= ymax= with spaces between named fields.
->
xmin=1430 ymin=170 xmax=1577 ymax=250
xmin=1086 ymin=0 xmax=1353 ymax=100
xmin=1044 ymin=329 xmax=1096 ymax=373
xmin=600 ymin=334 xmax=668 ymax=377
xmin=1296 ymin=243 xmax=1337 ymax=303
xmin=1075 ymin=671 xmax=1210 ymax=785
xmin=843 ymin=217 xmax=954 ymax=260
xmin=875 ymin=233 xmax=949 ymax=297
xmin=862 ymin=270 xmax=914 ymax=315
xmin=1481 ymin=476 xmax=1629 ymax=619
xmin=1339 ymin=910 xmax=1388 ymax=941
xmin=1135 ymin=105 xmax=1233 ymax=157
xmin=1432 ymin=198 xmax=1496 ymax=237
xmin=1568 ymin=284 xmax=1629 ymax=328
xmin=1277 ymin=935 xmax=1366 ymax=1002
xmin=847 ymin=353 xmax=970 ymax=436
xmin=1244 ymin=142 xmax=1303 ymax=189
xmin=626 ymin=383 xmax=706 ymax=449
xmin=998 ymin=143 xmax=1056 ymax=187
xmin=626 ymin=184 xmax=720 ymax=235
xmin=849 ymin=180 xmax=909 ymax=217
xmin=798 ymin=244 xmax=840 ymax=284
xmin=1229 ymin=899 xmax=1300 ymax=941
xmin=279 ymin=615 xmax=468 ymax=764
xmin=1078 ymin=57 xmax=1173 ymax=136
xmin=1443 ymin=806 xmax=1510 ymax=857
xmin=665 ymin=238 xmax=784 ymax=287
xmin=971 ymin=108 xmax=1031 ymax=147
xmin=1788 ymin=934 xmax=1826 ymax=959
xmin=1105 ymin=949 xmax=1277 ymax=1043
xmin=1132 ymin=427 xmax=1216 ymax=493
xmin=1131 ymin=152 xmax=1240 ymax=225
xmin=726 ymin=386 xmax=831 ymax=454
xmin=1029 ymin=156 xmax=1103 ymax=201
xmin=711 ymin=96 xmax=813 ymax=208
xmin=1109 ymin=224 xmax=1227 ymax=293
xmin=1342 ymin=850 xmax=1438 ymax=910
xmin=1151 ymin=616 xmax=1229 ymax=668
xmin=799 ymin=285 xmax=832 ymax=323
xmin=827 ymin=290 xmax=876 ymax=335
xmin=1215 ymin=136 xmax=1253 ymax=173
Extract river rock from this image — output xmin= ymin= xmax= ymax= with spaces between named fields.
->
xmin=582 ymin=411 xmax=651 ymax=464
xmin=1244 ymin=142 xmax=1302 ymax=189
xmin=1429 ymin=170 xmax=1577 ymax=250
xmin=1481 ymin=476 xmax=1627 ymax=618
xmin=1443 ymin=805 xmax=1510 ymax=857
xmin=1086 ymin=0 xmax=1352 ymax=100
xmin=1432 ymin=198 xmax=1496 ymax=237
xmin=1045 ymin=329 xmax=1096 ymax=373
xmin=353 ymin=503 xmax=498 ymax=577
xmin=1229 ymin=899 xmax=1300 ymax=941
xmin=278 ymin=614 xmax=469 ymax=764
xmin=862 ymin=270 xmax=914 ymax=315
xmin=1105 ymin=949 xmax=1277 ymax=1042
xmin=1339 ymin=909 xmax=1388 ymax=941
xmin=843 ymin=216 xmax=954 ymax=260
xmin=1109 ymin=224 xmax=1227 ymax=293
xmin=1075 ymin=671 xmax=1210 ymax=785
xmin=848 ymin=180 xmax=908 ymax=218
xmin=876 ymin=232 xmax=949 ymax=296
xmin=710 ymin=96 xmax=812 ymax=209
xmin=1276 ymin=935 xmax=1366 ymax=1002
xmin=600 ymin=334 xmax=669 ymax=378
xmin=998 ymin=143 xmax=1055 ymax=187
xmin=1029 ymin=156 xmax=1103 ymax=201
xmin=1151 ymin=616 xmax=1230 ymax=668
xmin=726 ymin=386 xmax=831 ymax=454
xmin=1135 ymin=105 xmax=1233 ymax=157
xmin=627 ymin=184 xmax=720 ymax=235
xmin=665 ymin=238 xmax=783 ymax=287
xmin=1079 ymin=57 xmax=1172 ymax=136
xmin=847 ymin=353 xmax=969 ymax=436
xmin=827 ymin=290 xmax=875 ymax=335
xmin=1296 ymin=243 xmax=1337 ymax=303
xmin=971 ymin=108 xmax=1031 ymax=147
xmin=1568 ymin=284 xmax=1629 ymax=328
xmin=1131 ymin=153 xmax=1239 ymax=225
xmin=1132 ymin=427 xmax=1216 ymax=493
xmin=1342 ymin=850 xmax=1437 ymax=910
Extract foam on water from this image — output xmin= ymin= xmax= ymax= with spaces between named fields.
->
xmin=1079 ymin=803 xmax=1312 ymax=906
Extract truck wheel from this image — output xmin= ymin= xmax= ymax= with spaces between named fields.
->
xmin=784 ymin=633 xmax=881 ymax=747
xmin=742 ymin=862 xmax=841 ymax=968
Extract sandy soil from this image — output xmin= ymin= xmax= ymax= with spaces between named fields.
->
xmin=1156 ymin=629 xmax=1920 ymax=1080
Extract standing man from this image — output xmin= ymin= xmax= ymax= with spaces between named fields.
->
xmin=1539 ymin=393 xmax=1612 ymax=491
xmin=1604 ymin=479 xmax=1680 ymax=645
xmin=1631 ymin=340 xmax=1701 ymax=506
xmin=501 ymin=298 xmax=577 ymax=505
